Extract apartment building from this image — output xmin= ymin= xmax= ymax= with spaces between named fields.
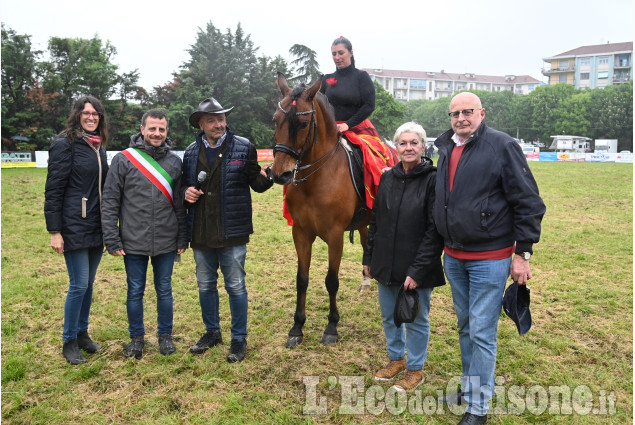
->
xmin=362 ymin=68 xmax=541 ymax=102
xmin=542 ymin=41 xmax=633 ymax=89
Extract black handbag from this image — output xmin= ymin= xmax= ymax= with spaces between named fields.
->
xmin=393 ymin=284 xmax=420 ymax=327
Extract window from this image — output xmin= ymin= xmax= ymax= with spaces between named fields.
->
xmin=409 ymin=79 xmax=426 ymax=89
xmin=559 ymin=60 xmax=569 ymax=69
xmin=580 ymin=58 xmax=591 ymax=66
xmin=598 ymin=71 xmax=609 ymax=79
xmin=598 ymin=57 xmax=609 ymax=65
xmin=559 ymin=74 xmax=568 ymax=83
xmin=580 ymin=73 xmax=590 ymax=80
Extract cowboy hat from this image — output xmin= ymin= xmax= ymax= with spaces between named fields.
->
xmin=189 ymin=97 xmax=234 ymax=128
xmin=503 ymin=281 xmax=532 ymax=336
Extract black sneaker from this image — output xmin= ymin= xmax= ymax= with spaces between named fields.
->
xmin=190 ymin=330 xmax=222 ymax=354
xmin=227 ymin=339 xmax=247 ymax=363
xmin=158 ymin=334 xmax=176 ymax=355
xmin=125 ymin=336 xmax=145 ymax=359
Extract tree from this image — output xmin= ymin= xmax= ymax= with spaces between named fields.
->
xmin=508 ymin=94 xmax=539 ymax=142
xmin=288 ymin=44 xmax=321 ymax=85
xmin=472 ymin=90 xmax=515 ymax=137
xmin=527 ymin=83 xmax=576 ymax=144
xmin=1 ymin=24 xmax=42 ymax=149
xmin=551 ymin=92 xmax=592 ymax=138
xmin=589 ymin=81 xmax=633 ymax=151
xmin=36 ymin=35 xmax=141 ymax=149
xmin=369 ymin=81 xmax=406 ymax=140
xmin=409 ymin=97 xmax=452 ymax=137
xmin=167 ymin=22 xmax=290 ymax=148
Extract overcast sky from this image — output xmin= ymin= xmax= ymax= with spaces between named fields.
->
xmin=2 ymin=0 xmax=633 ymax=90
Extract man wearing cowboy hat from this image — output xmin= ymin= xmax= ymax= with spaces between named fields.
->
xmin=182 ymin=97 xmax=273 ymax=363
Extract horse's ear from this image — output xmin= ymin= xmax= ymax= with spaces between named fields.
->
xmin=277 ymin=72 xmax=291 ymax=96
xmin=304 ymin=75 xmax=323 ymax=101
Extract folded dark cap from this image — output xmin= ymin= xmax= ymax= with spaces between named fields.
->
xmin=503 ymin=281 xmax=532 ymax=336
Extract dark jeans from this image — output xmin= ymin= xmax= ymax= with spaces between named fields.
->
xmin=123 ymin=252 xmax=175 ymax=337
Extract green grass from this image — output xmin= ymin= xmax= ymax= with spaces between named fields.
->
xmin=1 ymin=163 xmax=632 ymax=424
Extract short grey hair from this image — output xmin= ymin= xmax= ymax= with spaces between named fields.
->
xmin=393 ymin=122 xmax=426 ymax=144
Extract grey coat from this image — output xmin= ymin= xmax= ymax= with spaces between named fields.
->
xmin=102 ymin=133 xmax=188 ymax=256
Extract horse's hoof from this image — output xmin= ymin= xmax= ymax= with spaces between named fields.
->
xmin=286 ymin=336 xmax=303 ymax=349
xmin=321 ymin=333 xmax=338 ymax=345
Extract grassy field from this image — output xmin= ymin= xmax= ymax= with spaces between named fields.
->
xmin=1 ymin=162 xmax=632 ymax=424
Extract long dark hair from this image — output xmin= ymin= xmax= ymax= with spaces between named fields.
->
xmin=62 ymin=96 xmax=109 ymax=148
xmin=331 ymin=36 xmax=355 ymax=68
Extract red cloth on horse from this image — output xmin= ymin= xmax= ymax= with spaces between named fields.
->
xmin=282 ymin=119 xmax=396 ymax=226
xmin=342 ymin=119 xmax=397 ymax=210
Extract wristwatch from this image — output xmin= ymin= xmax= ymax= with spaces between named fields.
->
xmin=518 ymin=252 xmax=532 ymax=260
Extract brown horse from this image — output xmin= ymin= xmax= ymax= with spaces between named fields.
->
xmin=270 ymin=73 xmax=370 ymax=349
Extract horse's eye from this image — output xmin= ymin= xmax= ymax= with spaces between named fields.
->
xmin=299 ymin=122 xmax=309 ymax=130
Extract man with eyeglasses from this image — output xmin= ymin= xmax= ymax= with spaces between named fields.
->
xmin=433 ymin=92 xmax=545 ymax=425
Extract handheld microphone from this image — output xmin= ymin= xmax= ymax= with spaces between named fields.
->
xmin=195 ymin=171 xmax=207 ymax=191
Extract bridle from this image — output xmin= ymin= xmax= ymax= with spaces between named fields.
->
xmin=273 ymin=99 xmax=341 ymax=185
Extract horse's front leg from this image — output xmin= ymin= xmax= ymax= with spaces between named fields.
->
xmin=357 ymin=225 xmax=371 ymax=292
xmin=321 ymin=234 xmax=344 ymax=345
xmin=287 ymin=227 xmax=314 ymax=349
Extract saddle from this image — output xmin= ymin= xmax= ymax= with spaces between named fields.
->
xmin=340 ymin=137 xmax=369 ymax=241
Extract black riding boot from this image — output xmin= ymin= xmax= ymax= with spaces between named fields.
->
xmin=62 ymin=340 xmax=87 ymax=365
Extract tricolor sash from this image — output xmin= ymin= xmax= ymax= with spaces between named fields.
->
xmin=122 ymin=148 xmax=174 ymax=205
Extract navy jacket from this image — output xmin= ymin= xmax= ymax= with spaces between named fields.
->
xmin=434 ymin=122 xmax=546 ymax=254
xmin=182 ymin=127 xmax=272 ymax=248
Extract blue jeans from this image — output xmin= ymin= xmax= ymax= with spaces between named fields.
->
xmin=378 ymin=283 xmax=432 ymax=372
xmin=443 ymin=253 xmax=512 ymax=416
xmin=193 ymin=246 xmax=248 ymax=341
xmin=63 ymin=246 xmax=103 ymax=343
xmin=123 ymin=252 xmax=175 ymax=337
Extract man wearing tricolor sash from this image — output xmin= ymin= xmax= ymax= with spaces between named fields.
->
xmin=102 ymin=109 xmax=188 ymax=360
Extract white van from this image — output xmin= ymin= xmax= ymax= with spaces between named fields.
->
xmin=521 ymin=145 xmax=540 ymax=154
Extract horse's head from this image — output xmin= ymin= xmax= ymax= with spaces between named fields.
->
xmin=270 ymin=72 xmax=324 ymax=185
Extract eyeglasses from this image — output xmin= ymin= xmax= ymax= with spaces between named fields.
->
xmin=448 ymin=108 xmax=481 ymax=118
xmin=81 ymin=111 xmax=101 ymax=118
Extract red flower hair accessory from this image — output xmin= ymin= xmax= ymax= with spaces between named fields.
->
xmin=326 ymin=78 xmax=337 ymax=86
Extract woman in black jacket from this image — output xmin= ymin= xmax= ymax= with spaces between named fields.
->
xmin=44 ymin=96 xmax=109 ymax=365
xmin=363 ymin=122 xmax=445 ymax=392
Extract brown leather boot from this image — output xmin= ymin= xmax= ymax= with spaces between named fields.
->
xmin=374 ymin=358 xmax=406 ymax=381
xmin=393 ymin=369 xmax=424 ymax=392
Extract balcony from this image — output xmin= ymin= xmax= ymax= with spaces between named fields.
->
xmin=614 ymin=61 xmax=631 ymax=69
xmin=613 ymin=74 xmax=631 ymax=84
xmin=542 ymin=66 xmax=575 ymax=75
